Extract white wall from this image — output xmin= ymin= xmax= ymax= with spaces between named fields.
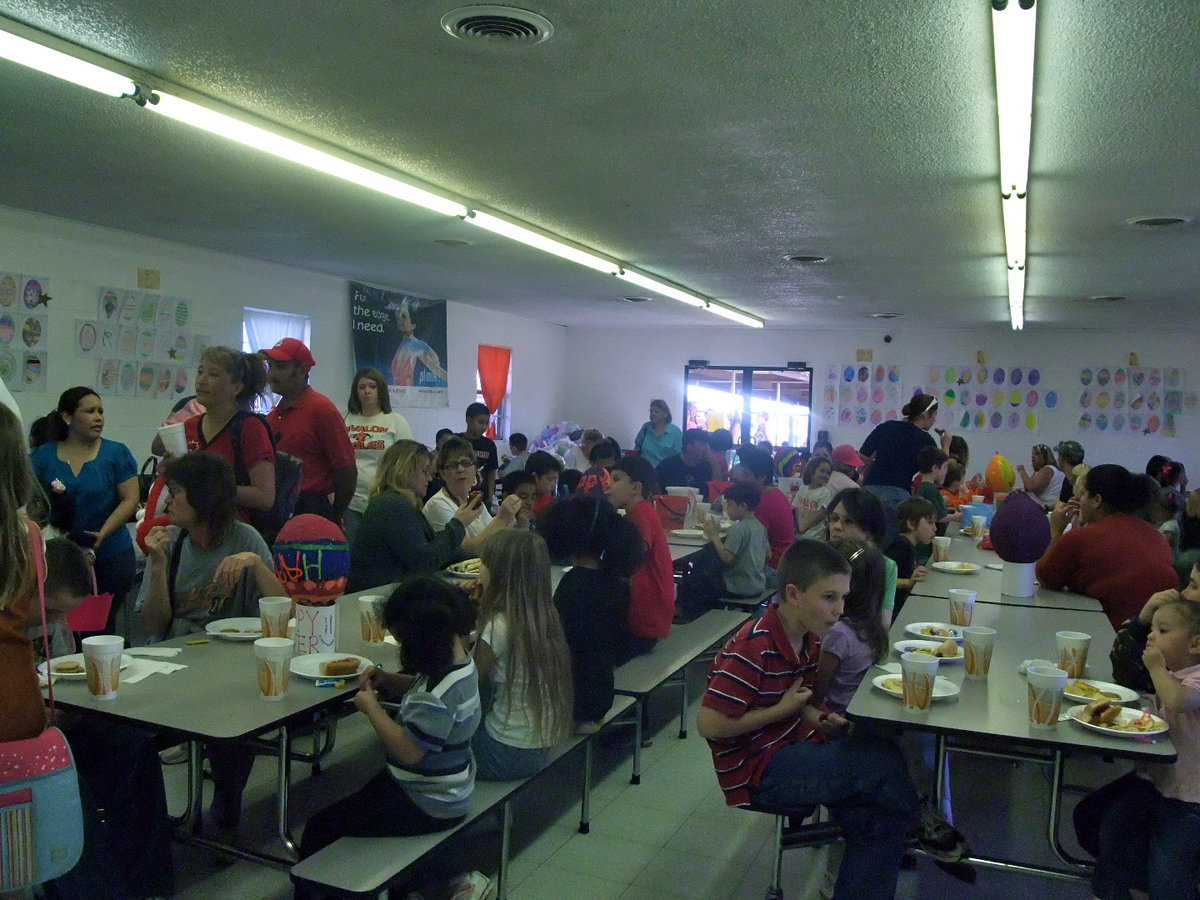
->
xmin=0 ymin=205 xmax=567 ymax=457
xmin=563 ymin=324 xmax=1194 ymax=477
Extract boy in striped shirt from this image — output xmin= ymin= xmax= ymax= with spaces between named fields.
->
xmin=698 ymin=539 xmax=920 ymax=900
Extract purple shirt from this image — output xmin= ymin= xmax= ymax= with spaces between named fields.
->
xmin=820 ymin=621 xmax=876 ymax=713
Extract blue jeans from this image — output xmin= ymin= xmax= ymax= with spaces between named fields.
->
xmin=1093 ymin=775 xmax=1200 ymax=900
xmin=865 ymin=484 xmax=911 ymax=548
xmin=471 ymin=726 xmax=550 ymax=782
xmin=748 ymin=736 xmax=918 ymax=900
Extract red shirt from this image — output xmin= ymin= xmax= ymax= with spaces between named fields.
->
xmin=755 ymin=486 xmax=797 ymax=568
xmin=185 ymin=413 xmax=274 ymax=522
xmin=626 ymin=499 xmax=675 ymax=639
xmin=532 ymin=493 xmax=555 ymax=515
xmin=702 ymin=605 xmax=821 ymax=807
xmin=267 ymin=387 xmax=356 ymax=494
xmin=1035 ymin=513 xmax=1177 ymax=629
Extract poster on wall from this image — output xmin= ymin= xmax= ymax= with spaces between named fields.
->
xmin=824 ymin=362 xmax=904 ymax=427
xmin=1078 ymin=365 xmax=1190 ymax=437
xmin=349 ymin=281 xmax=448 ymax=408
xmin=909 ymin=364 xmax=1051 ymax=433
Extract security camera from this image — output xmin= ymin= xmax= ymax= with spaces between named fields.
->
xmin=884 ymin=334 xmax=893 ymax=344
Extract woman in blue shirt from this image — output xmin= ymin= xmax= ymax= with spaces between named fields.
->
xmin=30 ymin=386 xmax=138 ymax=635
xmin=633 ymin=398 xmax=682 ymax=468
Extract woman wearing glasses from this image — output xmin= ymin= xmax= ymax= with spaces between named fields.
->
xmin=424 ymin=437 xmax=523 ymax=549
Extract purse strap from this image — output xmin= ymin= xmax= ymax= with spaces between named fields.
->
xmin=26 ymin=520 xmax=55 ymax=715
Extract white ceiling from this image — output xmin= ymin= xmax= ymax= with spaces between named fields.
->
xmin=0 ymin=0 xmax=1196 ymax=330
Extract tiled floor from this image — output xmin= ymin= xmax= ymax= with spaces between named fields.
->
xmin=164 ymin=665 xmax=1111 ymax=898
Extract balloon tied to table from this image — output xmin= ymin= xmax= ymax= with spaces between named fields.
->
xmin=273 ymin=514 xmax=351 ymax=654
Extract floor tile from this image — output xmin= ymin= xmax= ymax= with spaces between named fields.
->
xmin=546 ymin=830 xmax=660 ymax=884
xmin=510 ymin=863 xmax=627 ymax=900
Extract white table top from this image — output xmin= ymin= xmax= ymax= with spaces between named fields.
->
xmin=847 ymin=595 xmax=1176 ymax=762
xmin=912 ymin=533 xmax=1103 ymax=613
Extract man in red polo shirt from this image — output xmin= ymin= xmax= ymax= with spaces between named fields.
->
xmin=263 ymin=338 xmax=357 ymax=527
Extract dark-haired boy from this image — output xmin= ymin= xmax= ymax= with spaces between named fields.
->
xmin=915 ymin=445 xmax=961 ymax=536
xmin=699 ymin=540 xmax=923 ymax=899
xmin=655 ymin=428 xmax=713 ymax=498
xmin=461 ymin=402 xmax=498 ymax=505
xmin=885 ymin=496 xmax=935 ymax=617
xmin=678 ymin=482 xmax=768 ymax=620
xmin=525 ymin=450 xmax=564 ymax=515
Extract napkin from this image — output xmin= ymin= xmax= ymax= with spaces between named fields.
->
xmin=127 ymin=646 xmax=183 ymax=658
xmin=875 ymin=662 xmax=902 ymax=674
xmin=123 ymin=660 xmax=187 ymax=684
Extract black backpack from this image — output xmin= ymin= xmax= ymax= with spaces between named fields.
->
xmin=230 ymin=411 xmax=302 ymax=536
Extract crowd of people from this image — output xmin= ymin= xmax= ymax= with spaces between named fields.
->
xmin=3 ymin=359 xmax=1199 ymax=899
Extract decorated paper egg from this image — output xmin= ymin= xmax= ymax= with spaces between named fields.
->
xmin=272 ymin=514 xmax=350 ymax=606
xmin=985 ymin=453 xmax=1016 ymax=493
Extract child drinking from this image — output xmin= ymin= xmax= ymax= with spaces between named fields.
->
xmin=884 ymin=497 xmax=934 ymax=616
xmin=539 ymin=496 xmax=646 ymax=730
xmin=298 ymin=577 xmax=480 ymax=859
xmin=472 ymin=530 xmax=574 ymax=780
xmin=1086 ymin=571 xmax=1200 ymax=899
xmin=814 ymin=538 xmax=889 ymax=714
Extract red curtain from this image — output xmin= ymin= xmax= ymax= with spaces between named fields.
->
xmin=477 ymin=344 xmax=511 ymax=439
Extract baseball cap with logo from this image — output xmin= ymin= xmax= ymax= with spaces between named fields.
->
xmin=263 ymin=337 xmax=316 ymax=368
xmin=831 ymin=444 xmax=865 ymax=467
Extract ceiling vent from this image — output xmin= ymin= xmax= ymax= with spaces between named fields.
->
xmin=1125 ymin=215 xmax=1192 ymax=229
xmin=785 ymin=254 xmax=827 ymax=264
xmin=871 ymin=312 xmax=903 ymax=319
xmin=621 ymin=296 xmax=651 ymax=303
xmin=440 ymin=6 xmax=554 ymax=46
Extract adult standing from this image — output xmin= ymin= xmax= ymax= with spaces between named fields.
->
xmin=263 ymin=338 xmax=357 ymax=526
xmin=1054 ymin=440 xmax=1086 ymax=503
xmin=859 ymin=394 xmax=950 ymax=545
xmin=655 ymin=428 xmax=713 ymax=498
xmin=1036 ymin=464 xmax=1177 ymax=629
xmin=30 ymin=386 xmax=138 ymax=635
xmin=343 ymin=366 xmax=412 ymax=544
xmin=1016 ymin=443 xmax=1065 ymax=507
xmin=633 ymin=399 xmax=682 ymax=469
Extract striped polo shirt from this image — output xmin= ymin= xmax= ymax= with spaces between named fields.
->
xmin=388 ymin=658 xmax=481 ymax=819
xmin=701 ymin=605 xmax=821 ymax=808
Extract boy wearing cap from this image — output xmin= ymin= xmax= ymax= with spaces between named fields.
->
xmin=264 ymin=338 xmax=357 ymax=526
xmin=655 ymin=428 xmax=713 ymax=499
xmin=826 ymin=444 xmax=864 ymax=496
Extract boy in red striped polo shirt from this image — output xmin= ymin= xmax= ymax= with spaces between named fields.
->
xmin=699 ymin=539 xmax=922 ymax=899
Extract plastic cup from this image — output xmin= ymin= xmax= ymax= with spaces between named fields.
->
xmin=254 ymin=637 xmax=294 ymax=701
xmin=971 ymin=495 xmax=986 ymax=504
xmin=948 ymin=589 xmax=976 ymax=626
xmin=1055 ymin=631 xmax=1091 ymax=678
xmin=359 ymin=595 xmax=386 ymax=643
xmin=82 ymin=634 xmax=124 ymax=700
xmin=963 ymin=626 xmax=996 ymax=679
xmin=157 ymin=422 xmax=188 ymax=457
xmin=1027 ymin=665 xmax=1068 ymax=727
xmin=932 ymin=536 xmax=951 ymax=562
xmin=900 ymin=652 xmax=939 ymax=712
xmin=695 ymin=502 xmax=711 ymax=521
xmin=971 ymin=515 xmax=986 ymax=537
xmin=259 ymin=597 xmax=291 ymax=638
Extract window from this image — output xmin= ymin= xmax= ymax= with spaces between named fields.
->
xmin=243 ymin=307 xmax=312 ymax=412
xmin=475 ymin=368 xmax=512 ymax=439
xmin=684 ymin=364 xmax=813 ymax=449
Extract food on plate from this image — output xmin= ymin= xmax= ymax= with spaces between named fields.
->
xmin=320 ymin=657 xmax=361 ymax=677
xmin=882 ymin=677 xmax=904 ymax=693
xmin=1083 ymin=699 xmax=1124 ymax=726
xmin=54 ymin=661 xmax=84 ymax=674
xmin=448 ymin=558 xmax=482 ymax=575
xmin=920 ymin=625 xmax=955 ymax=638
xmin=945 ymin=563 xmax=976 ymax=571
xmin=220 ymin=627 xmax=242 ymax=633
xmin=935 ymin=639 xmax=960 ymax=658
xmin=1070 ymin=680 xmax=1121 ymax=701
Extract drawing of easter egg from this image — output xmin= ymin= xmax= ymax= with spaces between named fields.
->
xmin=174 ymin=369 xmax=188 ymax=394
xmin=945 ymin=367 xmax=957 ymax=383
xmin=156 ymin=300 xmax=173 ymax=329
xmin=0 ymin=315 xmax=13 ymax=344
xmin=1130 ymin=393 xmax=1144 ymax=410
xmin=840 ymin=408 xmax=852 ymax=424
xmin=856 ymin=386 xmax=868 ymax=404
xmin=1148 ymin=392 xmax=1160 ymax=411
xmin=1149 ymin=369 xmax=1162 ymax=387
xmin=21 ymin=317 xmax=41 ymax=347
xmin=974 ymin=412 xmax=987 ymax=429
xmin=0 ymin=350 xmax=14 ymax=380
xmin=874 ymin=365 xmax=885 ymax=383
xmin=1186 ymin=394 xmax=1199 ymax=412
xmin=854 ymin=407 xmax=867 ymax=425
xmin=157 ymin=367 xmax=172 ymax=394
xmin=960 ymin=411 xmax=971 ymax=429
xmin=943 ymin=389 xmax=956 ymax=406
xmin=1008 ymin=390 xmax=1021 ymax=407
xmin=1045 ymin=391 xmax=1058 ymax=409
xmin=22 ymin=279 xmax=41 ymax=309
xmin=993 ymin=368 xmax=1006 ymax=384
xmin=1011 ymin=368 xmax=1023 ymax=385
xmin=1129 ymin=414 xmax=1144 ymax=431
xmin=99 ymin=360 xmax=117 ymax=390
xmin=138 ymin=300 xmax=156 ymax=324
xmin=825 ymin=386 xmax=837 ymax=403
xmin=1096 ymin=391 xmax=1109 ymax=410
xmin=1026 ymin=390 xmax=1038 ymax=407
xmin=78 ymin=322 xmax=97 ymax=351
xmin=992 ymin=390 xmax=1005 ymax=407
xmin=120 ymin=363 xmax=136 ymax=391
xmin=977 ymin=368 xmax=988 ymax=383
xmin=172 ymin=334 xmax=188 ymax=360
xmin=976 ymin=393 xmax=987 ymax=407
xmin=23 ymin=354 xmax=40 ymax=384
xmin=138 ymin=365 xmax=154 ymax=393
xmin=1146 ymin=415 xmax=1160 ymax=434
xmin=138 ymin=329 xmax=155 ymax=357
xmin=843 ymin=366 xmax=855 ymax=382
xmin=857 ymin=366 xmax=869 ymax=382
xmin=872 ymin=387 xmax=884 ymax=404
xmin=869 ymin=409 xmax=883 ymax=425
xmin=0 ymin=275 xmax=15 ymax=307
xmin=841 ymin=386 xmax=853 ymax=404
xmin=1007 ymin=411 xmax=1020 ymax=429
xmin=928 ymin=367 xmax=940 ymax=384
xmin=1113 ymin=391 xmax=1125 ymax=409
xmin=1080 ymin=369 xmax=1093 ymax=386
xmin=888 ymin=366 xmax=900 ymax=383
xmin=1114 ymin=368 xmax=1127 ymax=385
xmin=175 ymin=301 xmax=189 ymax=327
xmin=1097 ymin=368 xmax=1111 ymax=386
xmin=1113 ymin=414 xmax=1126 ymax=431
xmin=1079 ymin=391 xmax=1091 ymax=408
xmin=1096 ymin=414 xmax=1109 ymax=431
xmin=1028 ymin=369 xmax=1041 ymax=386
xmin=1078 ymin=413 xmax=1092 ymax=429
xmin=1025 ymin=412 xmax=1037 ymax=430
xmin=886 ymin=409 xmax=899 ymax=421
xmin=102 ymin=289 xmax=118 ymax=319
xmin=990 ymin=412 xmax=1003 ymax=429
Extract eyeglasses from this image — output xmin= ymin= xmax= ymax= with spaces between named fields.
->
xmin=445 ymin=459 xmax=477 ymax=470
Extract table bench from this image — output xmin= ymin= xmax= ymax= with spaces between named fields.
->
xmin=288 ymin=693 xmax=635 ymax=899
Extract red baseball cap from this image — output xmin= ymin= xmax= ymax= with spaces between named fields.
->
xmin=831 ymin=444 xmax=865 ymax=467
xmin=263 ymin=337 xmax=316 ymax=368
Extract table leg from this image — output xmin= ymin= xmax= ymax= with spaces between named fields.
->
xmin=187 ymin=739 xmax=203 ymax=833
xmin=579 ymin=741 xmax=593 ymax=834
xmin=497 ymin=801 xmax=512 ymax=899
xmin=632 ymin=700 xmax=643 ymax=785
xmin=934 ymin=734 xmax=948 ymax=812
xmin=1047 ymin=751 xmax=1093 ymax=869
xmin=276 ymin=726 xmax=298 ymax=857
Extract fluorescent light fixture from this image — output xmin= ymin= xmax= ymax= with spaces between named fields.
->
xmin=1007 ymin=265 xmax=1025 ymax=331
xmin=617 ymin=270 xmax=707 ymax=308
xmin=1001 ymin=195 xmax=1027 ymax=268
xmin=0 ymin=27 xmax=135 ymax=96
xmin=465 ymin=211 xmax=620 ymax=274
xmin=147 ymin=90 xmax=467 ymax=217
xmin=992 ymin=2 xmax=1036 ymax=198
xmin=705 ymin=303 xmax=765 ymax=329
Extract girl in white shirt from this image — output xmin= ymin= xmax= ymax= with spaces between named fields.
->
xmin=343 ymin=367 xmax=411 ymax=543
xmin=472 ymin=529 xmax=573 ymax=780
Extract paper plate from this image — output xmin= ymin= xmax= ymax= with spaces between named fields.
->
xmin=904 ymin=622 xmax=964 ymax=642
xmin=931 ymin=561 xmax=981 ymax=575
xmin=892 ymin=639 xmax=964 ymax=663
xmin=670 ymin=528 xmax=708 ymax=539
xmin=1065 ymin=704 xmax=1168 ymax=737
xmin=39 ymin=653 xmax=133 ymax=680
xmin=1062 ymin=679 xmax=1140 ymax=705
xmin=445 ymin=558 xmax=482 ymax=579
xmin=289 ymin=653 xmax=372 ymax=680
xmin=871 ymin=674 xmax=961 ymax=701
xmin=206 ymin=617 xmax=263 ymax=641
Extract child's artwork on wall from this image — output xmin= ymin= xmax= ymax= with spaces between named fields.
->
xmin=90 ymin=287 xmax=195 ymax=397
xmin=0 ymin=273 xmax=50 ymax=393
xmin=907 ymin=364 xmax=1051 ymax=433
xmin=824 ymin=362 xmax=904 ymax=427
xmin=1078 ymin=366 xmax=1191 ymax=437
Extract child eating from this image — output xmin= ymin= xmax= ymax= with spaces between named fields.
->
xmin=884 ymin=496 xmax=934 ymax=616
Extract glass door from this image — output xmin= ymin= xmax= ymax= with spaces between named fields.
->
xmin=684 ymin=365 xmax=812 ymax=450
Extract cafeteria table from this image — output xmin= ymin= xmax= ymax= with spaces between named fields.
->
xmin=912 ymin=532 xmax=1103 ymax=612
xmin=44 ymin=587 xmax=400 ymax=867
xmin=848 ymin=595 xmax=1175 ymax=882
